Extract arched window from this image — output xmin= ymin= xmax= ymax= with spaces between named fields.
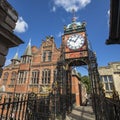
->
xmin=31 ymin=70 xmax=40 ymax=84
xmin=42 ymin=69 xmax=51 ymax=84
xmin=10 ymin=71 xmax=17 ymax=85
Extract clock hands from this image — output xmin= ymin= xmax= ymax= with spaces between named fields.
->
xmin=67 ymin=34 xmax=85 ymax=50
xmin=74 ymin=35 xmax=79 ymax=43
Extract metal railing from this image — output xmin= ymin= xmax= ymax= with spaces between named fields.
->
xmin=95 ymin=89 xmax=120 ymax=120
xmin=0 ymin=93 xmax=57 ymax=120
xmin=0 ymin=95 xmax=27 ymax=120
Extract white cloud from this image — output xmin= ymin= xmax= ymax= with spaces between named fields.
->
xmin=107 ymin=9 xmax=110 ymax=27
xmin=14 ymin=17 xmax=28 ymax=33
xmin=108 ymin=9 xmax=110 ymax=16
xmin=53 ymin=0 xmax=91 ymax=12
xmin=52 ymin=6 xmax=56 ymax=12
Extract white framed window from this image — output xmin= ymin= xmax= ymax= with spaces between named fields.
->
xmin=101 ymin=75 xmax=114 ymax=91
xmin=31 ymin=70 xmax=39 ymax=84
xmin=21 ymin=56 xmax=31 ymax=64
xmin=42 ymin=51 xmax=52 ymax=62
xmin=48 ymin=51 xmax=52 ymax=61
xmin=42 ymin=69 xmax=51 ymax=84
xmin=18 ymin=71 xmax=27 ymax=84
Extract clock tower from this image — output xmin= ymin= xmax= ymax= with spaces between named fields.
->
xmin=56 ymin=13 xmax=101 ymax=117
xmin=62 ymin=16 xmax=89 ymax=65
xmin=57 ymin=15 xmax=90 ymax=113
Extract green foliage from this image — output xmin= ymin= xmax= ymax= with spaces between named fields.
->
xmin=80 ymin=75 xmax=91 ymax=93
xmin=78 ymin=74 xmax=91 ymax=93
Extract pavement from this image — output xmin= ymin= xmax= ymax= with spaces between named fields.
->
xmin=66 ymin=105 xmax=95 ymax=120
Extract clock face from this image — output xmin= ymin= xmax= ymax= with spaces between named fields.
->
xmin=67 ymin=34 xmax=85 ymax=50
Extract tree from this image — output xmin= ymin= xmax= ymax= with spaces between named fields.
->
xmin=78 ymin=73 xmax=91 ymax=93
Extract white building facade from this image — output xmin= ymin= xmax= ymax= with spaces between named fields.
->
xmin=98 ymin=62 xmax=120 ymax=98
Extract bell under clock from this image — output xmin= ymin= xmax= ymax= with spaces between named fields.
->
xmin=67 ymin=34 xmax=85 ymax=50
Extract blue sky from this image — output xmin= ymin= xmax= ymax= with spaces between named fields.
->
xmin=6 ymin=0 xmax=120 ymax=74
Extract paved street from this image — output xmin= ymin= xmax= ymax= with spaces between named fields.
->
xmin=66 ymin=105 xmax=95 ymax=120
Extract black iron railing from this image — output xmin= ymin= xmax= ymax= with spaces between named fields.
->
xmin=0 ymin=93 xmax=57 ymax=120
xmin=0 ymin=95 xmax=27 ymax=120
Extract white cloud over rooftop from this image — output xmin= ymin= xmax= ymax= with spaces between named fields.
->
xmin=14 ymin=17 xmax=28 ymax=33
xmin=52 ymin=0 xmax=91 ymax=12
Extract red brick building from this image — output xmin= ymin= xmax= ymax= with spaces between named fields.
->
xmin=0 ymin=18 xmax=87 ymax=106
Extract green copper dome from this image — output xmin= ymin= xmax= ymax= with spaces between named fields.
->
xmin=66 ymin=21 xmax=82 ymax=29
xmin=64 ymin=17 xmax=86 ymax=34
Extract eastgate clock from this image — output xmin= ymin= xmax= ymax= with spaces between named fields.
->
xmin=67 ymin=34 xmax=85 ymax=50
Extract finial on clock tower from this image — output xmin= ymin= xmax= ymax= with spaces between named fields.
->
xmin=72 ymin=8 xmax=76 ymax=22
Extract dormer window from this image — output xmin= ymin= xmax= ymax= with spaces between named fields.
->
xmin=48 ymin=51 xmax=52 ymax=61
xmin=42 ymin=51 xmax=52 ymax=62
xmin=43 ymin=51 xmax=46 ymax=62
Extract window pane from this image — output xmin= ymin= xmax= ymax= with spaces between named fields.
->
xmin=45 ymin=71 xmax=47 ymax=76
xmin=110 ymin=83 xmax=113 ymax=90
xmin=48 ymin=51 xmax=52 ymax=61
xmin=43 ymin=51 xmax=46 ymax=62
xmin=105 ymin=83 xmax=109 ymax=90
xmin=48 ymin=70 xmax=50 ymax=76
xmin=108 ymin=76 xmax=113 ymax=82
xmin=41 ymin=69 xmax=51 ymax=84
xmin=42 ymin=71 xmax=44 ymax=77
xmin=54 ymin=70 xmax=57 ymax=81
xmin=31 ymin=70 xmax=39 ymax=84
xmin=42 ymin=71 xmax=45 ymax=84
xmin=104 ymin=76 xmax=108 ymax=82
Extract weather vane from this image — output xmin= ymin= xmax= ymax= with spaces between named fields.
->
xmin=72 ymin=8 xmax=76 ymax=22
xmin=72 ymin=8 xmax=75 ymax=17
